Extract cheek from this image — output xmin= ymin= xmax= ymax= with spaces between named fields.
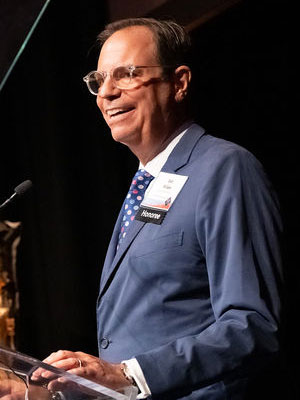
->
xmin=138 ymin=90 xmax=160 ymax=116
xmin=96 ymin=97 xmax=108 ymax=121
xmin=152 ymin=83 xmax=173 ymax=109
xmin=96 ymin=97 xmax=102 ymax=112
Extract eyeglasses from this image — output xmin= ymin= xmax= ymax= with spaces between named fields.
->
xmin=83 ymin=65 xmax=170 ymax=95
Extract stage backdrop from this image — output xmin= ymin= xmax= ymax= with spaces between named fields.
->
xmin=0 ymin=0 xmax=295 ymax=393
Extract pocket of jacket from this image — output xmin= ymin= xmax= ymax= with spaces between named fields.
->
xmin=132 ymin=230 xmax=184 ymax=258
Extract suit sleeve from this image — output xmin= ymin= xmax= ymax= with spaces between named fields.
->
xmin=135 ymin=147 xmax=283 ymax=397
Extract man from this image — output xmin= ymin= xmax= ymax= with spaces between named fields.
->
xmin=40 ymin=18 xmax=283 ymax=399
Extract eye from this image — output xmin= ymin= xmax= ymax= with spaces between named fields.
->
xmin=131 ymin=68 xmax=144 ymax=78
xmin=113 ymin=66 xmax=132 ymax=81
xmin=87 ymin=72 xmax=105 ymax=94
xmin=94 ymin=72 xmax=105 ymax=85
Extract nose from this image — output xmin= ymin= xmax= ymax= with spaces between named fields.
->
xmin=98 ymin=73 xmax=121 ymax=99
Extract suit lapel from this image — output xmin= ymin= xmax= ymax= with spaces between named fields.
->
xmin=99 ymin=218 xmax=146 ymax=296
xmin=100 ymin=204 xmax=124 ymax=285
xmin=99 ymin=124 xmax=206 ymax=297
xmin=161 ymin=124 xmax=205 ymax=173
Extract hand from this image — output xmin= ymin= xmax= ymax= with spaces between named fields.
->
xmin=31 ymin=350 xmax=130 ymax=390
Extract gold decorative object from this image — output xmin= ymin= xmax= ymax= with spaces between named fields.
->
xmin=0 ymin=221 xmax=21 ymax=349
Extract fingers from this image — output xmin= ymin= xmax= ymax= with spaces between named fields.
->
xmin=29 ymin=350 xmax=129 ymax=392
xmin=46 ymin=356 xmax=81 ymax=371
xmin=31 ymin=350 xmax=82 ymax=382
xmin=43 ymin=350 xmax=85 ymax=368
xmin=43 ymin=350 xmax=74 ymax=365
xmin=47 ymin=377 xmax=79 ymax=393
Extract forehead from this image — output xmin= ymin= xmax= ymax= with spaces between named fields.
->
xmin=98 ymin=26 xmax=158 ymax=70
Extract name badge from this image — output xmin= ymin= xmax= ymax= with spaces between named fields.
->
xmin=135 ymin=172 xmax=188 ymax=224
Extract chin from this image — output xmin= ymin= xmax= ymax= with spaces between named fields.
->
xmin=110 ymin=127 xmax=137 ymax=145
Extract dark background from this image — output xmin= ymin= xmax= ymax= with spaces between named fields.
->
xmin=0 ymin=0 xmax=47 ymax=88
xmin=0 ymin=0 xmax=296 ymax=394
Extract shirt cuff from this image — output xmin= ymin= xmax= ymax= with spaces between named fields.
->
xmin=122 ymin=358 xmax=151 ymax=399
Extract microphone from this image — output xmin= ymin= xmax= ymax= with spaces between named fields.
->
xmin=0 ymin=180 xmax=33 ymax=211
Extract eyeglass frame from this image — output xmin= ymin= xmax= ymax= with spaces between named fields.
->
xmin=83 ymin=64 xmax=175 ymax=95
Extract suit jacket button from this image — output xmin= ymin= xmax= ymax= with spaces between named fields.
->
xmin=100 ymin=337 xmax=110 ymax=349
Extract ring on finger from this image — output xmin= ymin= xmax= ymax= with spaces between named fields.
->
xmin=76 ymin=358 xmax=83 ymax=368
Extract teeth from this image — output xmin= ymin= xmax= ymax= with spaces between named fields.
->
xmin=107 ymin=108 xmax=128 ymax=117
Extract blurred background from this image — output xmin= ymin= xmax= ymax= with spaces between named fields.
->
xmin=0 ymin=0 xmax=294 ymax=393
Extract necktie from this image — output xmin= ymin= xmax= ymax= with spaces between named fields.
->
xmin=117 ymin=169 xmax=154 ymax=249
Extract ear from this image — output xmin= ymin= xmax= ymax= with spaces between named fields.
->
xmin=173 ymin=65 xmax=192 ymax=102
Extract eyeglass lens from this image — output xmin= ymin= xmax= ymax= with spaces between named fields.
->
xmin=87 ymin=66 xmax=147 ymax=94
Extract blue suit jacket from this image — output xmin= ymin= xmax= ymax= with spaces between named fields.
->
xmin=96 ymin=124 xmax=283 ymax=399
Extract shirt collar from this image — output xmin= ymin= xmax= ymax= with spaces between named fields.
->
xmin=139 ymin=121 xmax=194 ymax=178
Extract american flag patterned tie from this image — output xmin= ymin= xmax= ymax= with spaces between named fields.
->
xmin=117 ymin=169 xmax=154 ymax=249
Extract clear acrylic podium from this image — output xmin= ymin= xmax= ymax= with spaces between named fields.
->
xmin=0 ymin=347 xmax=138 ymax=399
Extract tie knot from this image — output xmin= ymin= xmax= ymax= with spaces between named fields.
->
xmin=130 ymin=169 xmax=153 ymax=191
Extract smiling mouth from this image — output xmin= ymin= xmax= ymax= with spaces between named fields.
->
xmin=107 ymin=107 xmax=135 ymax=118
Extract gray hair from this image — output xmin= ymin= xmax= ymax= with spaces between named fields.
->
xmin=97 ymin=17 xmax=192 ymax=72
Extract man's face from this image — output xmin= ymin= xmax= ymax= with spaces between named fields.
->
xmin=96 ymin=26 xmax=176 ymax=150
